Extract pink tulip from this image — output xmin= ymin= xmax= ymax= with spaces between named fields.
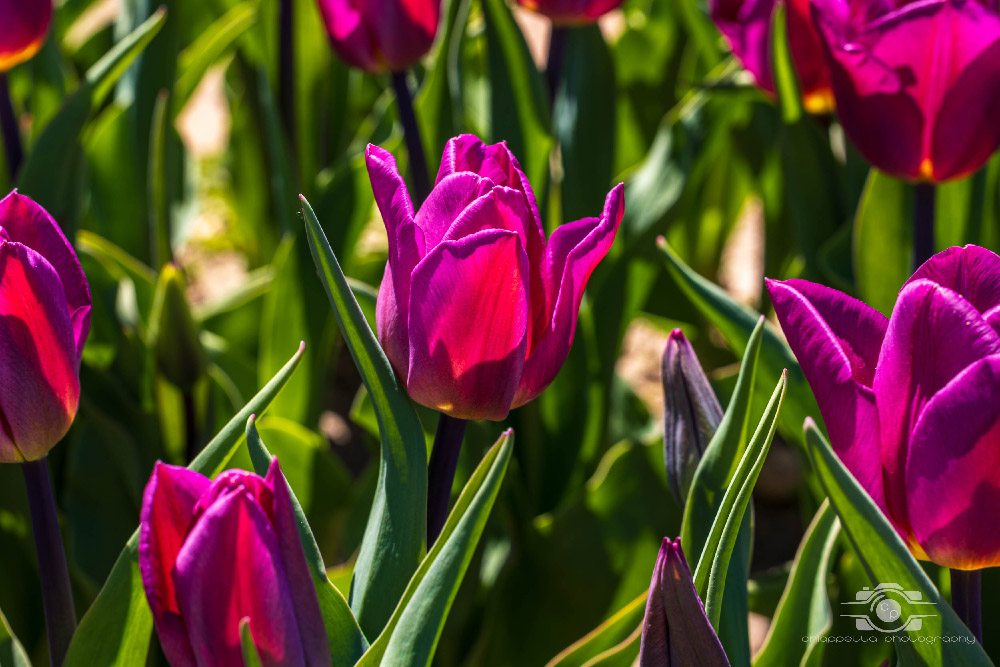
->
xmin=514 ymin=0 xmax=624 ymax=24
xmin=768 ymin=245 xmax=1000 ymax=569
xmin=316 ymin=0 xmax=440 ymax=73
xmin=0 ymin=0 xmax=52 ymax=72
xmin=0 ymin=191 xmax=90 ymax=462
xmin=370 ymin=134 xmax=624 ymax=420
xmin=139 ymin=460 xmax=330 ymax=667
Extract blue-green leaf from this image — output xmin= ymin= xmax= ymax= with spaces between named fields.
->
xmin=0 ymin=604 xmax=32 ymax=667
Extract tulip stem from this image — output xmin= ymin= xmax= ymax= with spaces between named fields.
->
xmin=21 ymin=457 xmax=77 ymax=667
xmin=0 ymin=73 xmax=23 ymax=182
xmin=951 ymin=569 xmax=982 ymax=643
xmin=546 ymin=26 xmax=570 ymax=111
xmin=278 ymin=0 xmax=296 ymax=152
xmin=912 ymin=183 xmax=935 ymax=270
xmin=183 ymin=390 xmax=199 ymax=463
xmin=390 ymin=70 xmax=432 ymax=207
xmin=427 ymin=414 xmax=468 ymax=545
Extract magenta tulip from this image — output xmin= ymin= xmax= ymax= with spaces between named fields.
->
xmin=709 ymin=0 xmax=834 ymax=113
xmin=768 ymin=245 xmax=1000 ymax=569
xmin=370 ymin=134 xmax=624 ymax=421
xmin=316 ymin=0 xmax=440 ymax=73
xmin=639 ymin=537 xmax=730 ymax=666
xmin=514 ymin=0 xmax=623 ymax=24
xmin=139 ymin=460 xmax=330 ymax=667
xmin=811 ymin=0 xmax=1000 ymax=182
xmin=0 ymin=0 xmax=52 ymax=72
xmin=0 ymin=191 xmax=90 ymax=463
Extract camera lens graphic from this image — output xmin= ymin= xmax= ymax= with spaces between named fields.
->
xmin=876 ymin=599 xmax=902 ymax=623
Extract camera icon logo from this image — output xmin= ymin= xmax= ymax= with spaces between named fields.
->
xmin=841 ymin=583 xmax=937 ymax=632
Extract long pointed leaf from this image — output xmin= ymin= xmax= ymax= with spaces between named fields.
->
xmin=299 ymin=195 xmax=427 ymax=638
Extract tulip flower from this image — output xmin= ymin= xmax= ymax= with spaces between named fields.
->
xmin=709 ymin=0 xmax=834 ymax=113
xmin=0 ymin=0 xmax=52 ymax=72
xmin=767 ymin=245 xmax=1000 ymax=570
xmin=662 ymin=330 xmax=723 ymax=504
xmin=639 ymin=537 xmax=731 ymax=666
xmin=810 ymin=0 xmax=1000 ymax=182
xmin=139 ymin=460 xmax=330 ymax=667
xmin=369 ymin=134 xmax=624 ymax=421
xmin=514 ymin=0 xmax=623 ymax=24
xmin=315 ymin=0 xmax=440 ymax=73
xmin=0 ymin=191 xmax=90 ymax=463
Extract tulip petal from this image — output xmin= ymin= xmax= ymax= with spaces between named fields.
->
xmin=0 ymin=242 xmax=80 ymax=462
xmin=316 ymin=0 xmax=380 ymax=72
xmin=906 ymin=355 xmax=1000 ymax=569
xmin=415 ymin=172 xmax=495 ymax=250
xmin=139 ymin=463 xmax=211 ymax=667
xmin=266 ymin=460 xmax=330 ymax=667
xmin=875 ymin=279 xmax=1000 ymax=537
xmin=191 ymin=469 xmax=276 ymax=524
xmin=173 ymin=488 xmax=307 ymax=667
xmin=0 ymin=0 xmax=52 ymax=71
xmin=639 ymin=537 xmax=730 ymax=666
xmin=515 ymin=0 xmax=623 ymax=22
xmin=512 ymin=184 xmax=624 ymax=407
xmin=368 ymin=145 xmax=423 ymax=376
xmin=406 ymin=228 xmax=529 ymax=420
xmin=366 ymin=0 xmax=439 ymax=71
xmin=0 ymin=191 xmax=91 ymax=359
xmin=710 ymin=0 xmax=777 ymax=91
xmin=908 ymin=244 xmax=1000 ymax=315
xmin=766 ymin=278 xmax=889 ymax=515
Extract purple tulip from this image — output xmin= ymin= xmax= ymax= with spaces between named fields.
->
xmin=316 ymin=0 xmax=440 ymax=73
xmin=514 ymin=0 xmax=624 ymax=24
xmin=0 ymin=0 xmax=52 ymax=72
xmin=0 ymin=191 xmax=90 ymax=462
xmin=370 ymin=134 xmax=624 ymax=420
xmin=811 ymin=0 xmax=1000 ymax=182
xmin=639 ymin=537 xmax=731 ymax=666
xmin=768 ymin=245 xmax=1000 ymax=569
xmin=139 ymin=460 xmax=330 ymax=667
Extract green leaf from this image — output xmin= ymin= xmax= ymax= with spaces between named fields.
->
xmin=357 ymin=430 xmax=515 ymax=667
xmin=239 ymin=618 xmax=263 ymax=667
xmin=693 ymin=371 xmax=787 ymax=628
xmin=769 ymin=5 xmax=802 ymax=125
xmin=804 ymin=422 xmax=991 ymax=666
xmin=546 ymin=591 xmax=646 ymax=667
xmin=174 ymin=2 xmax=258 ymax=108
xmin=680 ymin=316 xmax=764 ymax=667
xmin=754 ymin=500 xmax=840 ymax=667
xmin=147 ymin=90 xmax=171 ymax=268
xmin=245 ymin=417 xmax=369 ymax=664
xmin=18 ymin=9 xmax=168 ymax=216
xmin=148 ymin=264 xmax=206 ymax=391
xmin=657 ymin=238 xmax=822 ymax=447
xmin=63 ymin=343 xmax=306 ymax=666
xmin=299 ymin=195 xmax=427 ymax=639
xmin=482 ymin=0 xmax=553 ymax=190
xmin=853 ymin=170 xmax=913 ymax=316
xmin=0 ymin=603 xmax=32 ymax=667
xmin=415 ymin=0 xmax=469 ymax=165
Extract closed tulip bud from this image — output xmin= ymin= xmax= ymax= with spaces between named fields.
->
xmin=147 ymin=263 xmax=206 ymax=391
xmin=769 ymin=245 xmax=1000 ymax=569
xmin=514 ymin=0 xmax=623 ymax=24
xmin=139 ymin=460 xmax=330 ymax=667
xmin=0 ymin=0 xmax=52 ymax=72
xmin=0 ymin=191 xmax=90 ymax=462
xmin=811 ymin=0 xmax=1000 ymax=181
xmin=662 ymin=330 xmax=723 ymax=504
xmin=369 ymin=134 xmax=624 ymax=420
xmin=639 ymin=537 xmax=730 ymax=666
xmin=316 ymin=0 xmax=440 ymax=73
xmin=709 ymin=0 xmax=834 ymax=113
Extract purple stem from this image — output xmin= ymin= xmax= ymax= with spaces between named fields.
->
xmin=389 ymin=70 xmax=432 ymax=207
xmin=0 ymin=73 xmax=24 ymax=182
xmin=951 ymin=569 xmax=982 ymax=644
xmin=546 ymin=26 xmax=569 ymax=113
xmin=21 ymin=458 xmax=77 ymax=666
xmin=912 ymin=182 xmax=935 ymax=270
xmin=426 ymin=414 xmax=467 ymax=546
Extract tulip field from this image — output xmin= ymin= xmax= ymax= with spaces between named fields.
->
xmin=5 ymin=0 xmax=1000 ymax=665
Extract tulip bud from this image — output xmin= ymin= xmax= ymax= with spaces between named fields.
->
xmin=316 ymin=0 xmax=440 ymax=73
xmin=661 ymin=330 xmax=723 ymax=504
xmin=639 ymin=537 xmax=730 ymax=666
xmin=369 ymin=135 xmax=624 ymax=420
xmin=0 ymin=0 xmax=52 ymax=72
xmin=147 ymin=263 xmax=206 ymax=392
xmin=0 ymin=191 xmax=90 ymax=462
xmin=139 ymin=459 xmax=331 ymax=667
xmin=514 ymin=0 xmax=623 ymax=24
